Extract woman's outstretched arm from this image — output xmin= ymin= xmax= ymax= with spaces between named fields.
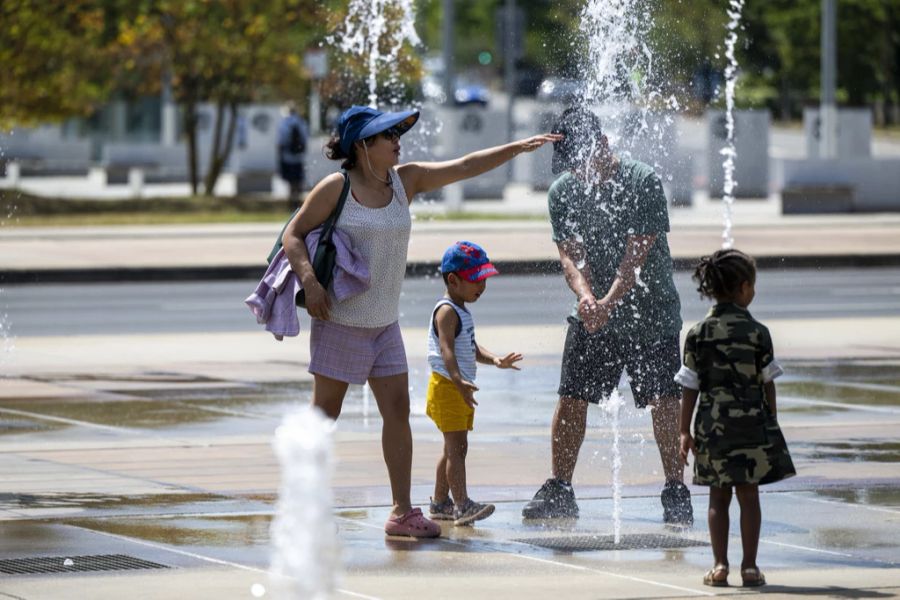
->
xmin=397 ymin=133 xmax=561 ymax=198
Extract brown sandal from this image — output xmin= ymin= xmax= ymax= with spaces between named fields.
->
xmin=703 ymin=564 xmax=729 ymax=587
xmin=741 ymin=566 xmax=766 ymax=587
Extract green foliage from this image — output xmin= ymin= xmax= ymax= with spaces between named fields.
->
xmin=4 ymin=0 xmax=900 ymax=139
xmin=0 ymin=0 xmax=126 ymax=126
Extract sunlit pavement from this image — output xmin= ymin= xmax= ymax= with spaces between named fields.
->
xmin=2 ymin=188 xmax=900 ymax=597
xmin=1 ymin=340 xmax=899 ymax=599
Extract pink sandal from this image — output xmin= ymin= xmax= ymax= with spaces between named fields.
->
xmin=384 ymin=507 xmax=441 ymax=538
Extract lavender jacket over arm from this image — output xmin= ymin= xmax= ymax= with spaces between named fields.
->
xmin=245 ymin=227 xmax=370 ymax=340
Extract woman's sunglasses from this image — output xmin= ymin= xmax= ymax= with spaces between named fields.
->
xmin=378 ymin=126 xmax=402 ymax=141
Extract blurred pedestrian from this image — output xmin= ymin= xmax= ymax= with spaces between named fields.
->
xmin=281 ymin=104 xmax=559 ymax=538
xmin=278 ymin=102 xmax=309 ymax=211
xmin=522 ymin=106 xmax=694 ymax=526
xmin=678 ymin=248 xmax=795 ymax=587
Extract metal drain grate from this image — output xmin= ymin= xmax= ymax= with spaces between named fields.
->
xmin=0 ymin=554 xmax=170 ymax=575
xmin=513 ymin=533 xmax=709 ymax=552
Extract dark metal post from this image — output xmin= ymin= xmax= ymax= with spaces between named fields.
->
xmin=442 ymin=0 xmax=455 ymax=101
xmin=820 ymin=0 xmax=837 ymax=158
xmin=504 ymin=0 xmax=517 ymax=181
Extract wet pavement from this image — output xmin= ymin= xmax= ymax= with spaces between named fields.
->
xmin=1 ymin=358 xmax=899 ymax=599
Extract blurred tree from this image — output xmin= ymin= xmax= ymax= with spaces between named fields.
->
xmin=0 ymin=0 xmax=126 ymax=127
xmin=415 ymin=0 xmax=583 ymax=81
xmin=119 ymin=0 xmax=321 ymax=195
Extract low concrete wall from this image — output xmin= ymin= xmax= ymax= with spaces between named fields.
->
xmin=0 ymin=127 xmax=92 ymax=176
xmin=101 ymin=143 xmax=189 ymax=184
xmin=803 ymin=108 xmax=872 ymax=159
xmin=782 ymin=158 xmax=900 ymax=212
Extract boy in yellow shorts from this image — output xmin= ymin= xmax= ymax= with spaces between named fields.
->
xmin=426 ymin=241 xmax=523 ymax=526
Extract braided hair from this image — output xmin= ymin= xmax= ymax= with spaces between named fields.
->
xmin=693 ymin=248 xmax=756 ymax=301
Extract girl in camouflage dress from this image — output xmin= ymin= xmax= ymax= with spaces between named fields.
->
xmin=676 ymin=249 xmax=795 ymax=588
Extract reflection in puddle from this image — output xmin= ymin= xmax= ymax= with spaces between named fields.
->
xmin=803 ymin=440 xmax=900 ymax=463
xmin=812 ymin=486 xmax=900 ymax=508
xmin=67 ymin=514 xmax=273 ymax=548
xmin=779 ymin=381 xmax=900 ymax=408
xmin=0 ymin=383 xmax=314 ymax=431
xmin=0 ymin=492 xmax=274 ymax=516
xmin=0 ymin=415 xmax=66 ymax=436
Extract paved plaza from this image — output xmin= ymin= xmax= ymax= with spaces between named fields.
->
xmin=1 ymin=187 xmax=900 ymax=598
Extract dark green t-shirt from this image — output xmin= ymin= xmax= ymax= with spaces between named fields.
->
xmin=548 ymin=158 xmax=682 ymax=340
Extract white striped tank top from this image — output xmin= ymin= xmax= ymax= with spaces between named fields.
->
xmin=328 ymin=168 xmax=411 ymax=327
xmin=427 ymin=298 xmax=477 ymax=383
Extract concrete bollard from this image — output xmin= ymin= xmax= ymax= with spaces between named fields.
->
xmin=127 ymin=167 xmax=144 ymax=198
xmin=444 ymin=182 xmax=464 ymax=212
xmin=6 ymin=161 xmax=20 ymax=186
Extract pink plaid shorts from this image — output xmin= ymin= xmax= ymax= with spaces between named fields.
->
xmin=309 ymin=319 xmax=408 ymax=384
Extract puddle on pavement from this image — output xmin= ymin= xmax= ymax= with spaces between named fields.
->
xmin=811 ymin=486 xmax=900 ymax=508
xmin=0 ymin=414 xmax=66 ymax=436
xmin=801 ymin=440 xmax=900 ymax=463
xmin=66 ymin=514 xmax=273 ymax=548
xmin=779 ymin=380 xmax=900 ymax=408
xmin=785 ymin=362 xmax=900 ymax=383
xmin=0 ymin=382 xmax=314 ymax=431
xmin=0 ymin=492 xmax=273 ymax=516
xmin=812 ymin=527 xmax=900 ymax=550
xmin=2 ymin=360 xmax=897 ymax=435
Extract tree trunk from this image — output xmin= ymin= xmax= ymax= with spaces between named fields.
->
xmin=183 ymin=97 xmax=199 ymax=196
xmin=203 ymin=102 xmax=239 ymax=196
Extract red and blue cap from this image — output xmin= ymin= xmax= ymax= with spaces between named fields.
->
xmin=337 ymin=105 xmax=420 ymax=154
xmin=441 ymin=241 xmax=499 ymax=282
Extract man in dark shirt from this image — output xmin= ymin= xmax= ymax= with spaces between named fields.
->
xmin=522 ymin=107 xmax=693 ymax=526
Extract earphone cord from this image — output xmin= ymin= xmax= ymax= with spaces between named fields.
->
xmin=362 ymin=143 xmax=391 ymax=186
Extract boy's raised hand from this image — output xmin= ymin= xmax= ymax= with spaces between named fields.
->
xmin=494 ymin=352 xmax=523 ymax=370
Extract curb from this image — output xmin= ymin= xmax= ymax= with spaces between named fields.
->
xmin=3 ymin=254 xmax=900 ymax=284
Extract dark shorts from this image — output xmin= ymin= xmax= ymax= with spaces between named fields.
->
xmin=279 ymin=161 xmax=305 ymax=185
xmin=558 ymin=317 xmax=681 ymax=408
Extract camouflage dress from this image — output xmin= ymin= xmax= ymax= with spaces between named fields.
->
xmin=677 ymin=303 xmax=796 ymax=488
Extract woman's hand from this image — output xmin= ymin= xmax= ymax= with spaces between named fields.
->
xmin=679 ymin=432 xmax=696 ymax=466
xmin=302 ymin=278 xmax=331 ymax=321
xmin=515 ymin=133 xmax=563 ymax=154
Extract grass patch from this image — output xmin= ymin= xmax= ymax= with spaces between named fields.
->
xmin=416 ymin=211 xmax=545 ymax=221
xmin=0 ymin=189 xmax=547 ymax=226
xmin=5 ymin=211 xmax=286 ymax=227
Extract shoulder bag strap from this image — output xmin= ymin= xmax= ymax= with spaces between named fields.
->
xmin=319 ymin=170 xmax=350 ymax=244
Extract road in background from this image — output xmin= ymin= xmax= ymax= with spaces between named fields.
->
xmin=2 ymin=267 xmax=898 ymax=337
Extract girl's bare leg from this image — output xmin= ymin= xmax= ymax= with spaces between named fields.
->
xmin=735 ymin=483 xmax=761 ymax=569
xmin=709 ymin=486 xmax=733 ymax=567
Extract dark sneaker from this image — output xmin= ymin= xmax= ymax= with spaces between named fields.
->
xmin=661 ymin=480 xmax=694 ymax=526
xmin=453 ymin=499 xmax=495 ymax=526
xmin=522 ymin=478 xmax=579 ymax=519
xmin=429 ymin=496 xmax=455 ymax=521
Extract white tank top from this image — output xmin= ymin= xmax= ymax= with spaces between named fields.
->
xmin=328 ymin=168 xmax=411 ymax=327
xmin=427 ymin=298 xmax=478 ymax=383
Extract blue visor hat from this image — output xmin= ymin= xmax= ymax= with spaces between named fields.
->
xmin=440 ymin=241 xmax=499 ymax=283
xmin=337 ymin=106 xmax=420 ymax=154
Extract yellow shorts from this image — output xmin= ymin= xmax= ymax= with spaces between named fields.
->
xmin=425 ymin=372 xmax=474 ymax=433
